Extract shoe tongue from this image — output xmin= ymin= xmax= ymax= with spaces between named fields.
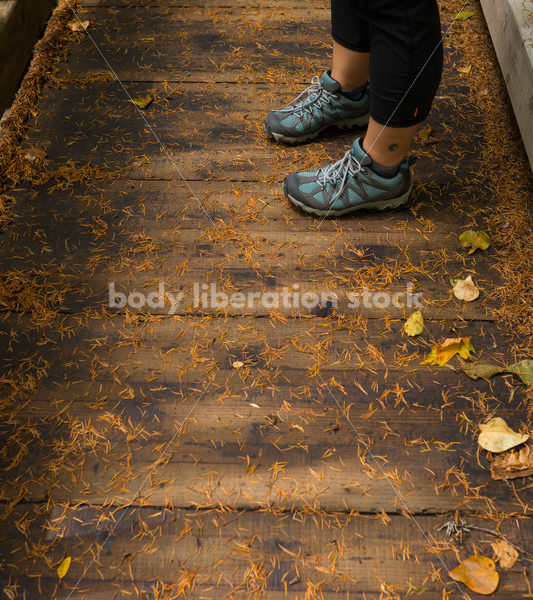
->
xmin=320 ymin=70 xmax=341 ymax=93
xmin=350 ymin=138 xmax=372 ymax=165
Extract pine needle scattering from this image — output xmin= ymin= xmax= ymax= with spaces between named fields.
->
xmin=0 ymin=0 xmax=531 ymax=598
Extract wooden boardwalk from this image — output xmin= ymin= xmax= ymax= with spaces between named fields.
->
xmin=0 ymin=1 xmax=532 ymax=598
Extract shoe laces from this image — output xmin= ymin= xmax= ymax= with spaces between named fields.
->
xmin=317 ymin=150 xmax=365 ymax=201
xmin=278 ymin=76 xmax=336 ymax=118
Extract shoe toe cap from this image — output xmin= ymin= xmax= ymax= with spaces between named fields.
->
xmin=283 ymin=172 xmax=303 ymax=199
xmin=264 ymin=111 xmax=296 ymax=137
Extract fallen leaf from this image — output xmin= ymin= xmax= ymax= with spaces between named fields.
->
xmin=422 ymin=337 xmax=475 ymax=366
xmin=453 ymin=275 xmax=479 ymax=302
xmin=459 ymin=230 xmax=490 ymax=254
xmin=490 ymin=438 xmax=533 ymax=480
xmin=419 ymin=127 xmax=439 ymax=145
xmin=508 ymin=360 xmax=533 ymax=385
xmin=478 ymin=417 xmax=529 ymax=453
xmin=457 ymin=65 xmax=472 ymax=75
xmin=232 ymin=360 xmax=244 ymax=369
xmin=456 ymin=11 xmax=475 ymax=20
xmin=462 ymin=363 xmax=505 ymax=380
xmin=491 ymin=540 xmax=519 ymax=569
xmin=57 ymin=556 xmax=71 ymax=579
xmin=130 ymin=94 xmax=153 ymax=109
xmin=403 ymin=310 xmax=424 ymax=336
xmin=68 ymin=20 xmax=89 ymax=31
xmin=450 ymin=555 xmax=499 ymax=595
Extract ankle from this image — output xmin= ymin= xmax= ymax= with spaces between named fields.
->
xmin=330 ymin=69 xmax=368 ymax=90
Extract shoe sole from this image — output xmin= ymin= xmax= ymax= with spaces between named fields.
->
xmin=284 ymin=181 xmax=413 ymax=217
xmin=264 ymin=113 xmax=370 ymax=146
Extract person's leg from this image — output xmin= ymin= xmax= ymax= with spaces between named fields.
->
xmin=330 ymin=0 xmax=370 ymax=90
xmin=282 ymin=0 xmax=444 ymax=216
xmin=362 ymin=0 xmax=444 ymax=170
xmin=331 ymin=41 xmax=369 ymax=90
xmin=363 ymin=121 xmax=419 ymax=168
xmin=262 ymin=0 xmax=372 ymax=144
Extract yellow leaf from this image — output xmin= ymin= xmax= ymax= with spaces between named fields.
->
xmin=456 ymin=11 xmax=475 ymax=20
xmin=478 ymin=417 xmax=529 ymax=453
xmin=421 ymin=337 xmax=475 ymax=366
xmin=419 ymin=127 xmax=439 ymax=145
xmin=452 ymin=275 xmax=479 ymax=302
xmin=459 ymin=230 xmax=490 ymax=254
xmin=68 ymin=20 xmax=89 ymax=31
xmin=57 ymin=556 xmax=71 ymax=579
xmin=403 ymin=310 xmax=424 ymax=336
xmin=450 ymin=555 xmax=499 ymax=595
xmin=130 ymin=94 xmax=153 ymax=109
xmin=491 ymin=540 xmax=519 ymax=569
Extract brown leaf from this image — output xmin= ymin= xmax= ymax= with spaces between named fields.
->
xmin=490 ymin=437 xmax=533 ymax=480
xmin=449 ymin=555 xmax=499 ymax=595
xmin=491 ymin=540 xmax=519 ymax=569
xmin=462 ymin=362 xmax=505 ymax=380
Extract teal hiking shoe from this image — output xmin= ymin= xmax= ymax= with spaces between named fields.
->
xmin=283 ymin=138 xmax=417 ymax=217
xmin=263 ymin=71 xmax=370 ymax=145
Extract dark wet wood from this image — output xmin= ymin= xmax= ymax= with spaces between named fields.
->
xmin=0 ymin=314 xmax=530 ymax=513
xmin=0 ymin=1 xmax=531 ymax=599
xmin=2 ymin=505 xmax=532 ymax=599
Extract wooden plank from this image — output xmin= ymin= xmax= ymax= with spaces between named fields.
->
xmin=60 ymin=6 xmax=345 ymax=83
xmin=0 ymin=179 xmax=497 ymax=319
xmin=1 ymin=314 xmax=530 ymax=513
xmin=22 ymin=81 xmax=483 ymax=183
xmin=2 ymin=505 xmax=532 ymax=599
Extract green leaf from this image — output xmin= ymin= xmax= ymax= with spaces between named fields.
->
xmin=508 ymin=360 xmax=533 ymax=385
xmin=130 ymin=94 xmax=153 ymax=109
xmin=456 ymin=11 xmax=475 ymax=20
xmin=459 ymin=230 xmax=490 ymax=254
xmin=462 ymin=363 xmax=505 ymax=380
xmin=403 ymin=310 xmax=424 ymax=337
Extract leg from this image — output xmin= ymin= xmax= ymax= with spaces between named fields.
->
xmin=331 ymin=41 xmax=369 ymax=90
xmin=330 ymin=0 xmax=370 ymax=89
xmin=281 ymin=0 xmax=445 ymax=216
xmin=363 ymin=120 xmax=419 ymax=167
xmin=361 ymin=0 xmax=444 ymax=166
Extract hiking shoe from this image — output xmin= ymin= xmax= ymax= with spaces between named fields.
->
xmin=263 ymin=71 xmax=370 ymax=145
xmin=283 ymin=138 xmax=417 ymax=217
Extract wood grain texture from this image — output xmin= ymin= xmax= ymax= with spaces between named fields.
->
xmin=1 ymin=315 xmax=530 ymax=513
xmin=1 ymin=1 xmax=530 ymax=599
xmin=22 ymin=82 xmax=483 ymax=182
xmin=2 ymin=505 xmax=532 ymax=599
xmin=0 ymin=178 xmax=497 ymax=319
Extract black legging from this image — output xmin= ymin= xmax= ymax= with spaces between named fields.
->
xmin=331 ymin=0 xmax=444 ymax=127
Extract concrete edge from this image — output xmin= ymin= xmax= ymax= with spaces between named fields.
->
xmin=480 ymin=0 xmax=533 ymax=172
